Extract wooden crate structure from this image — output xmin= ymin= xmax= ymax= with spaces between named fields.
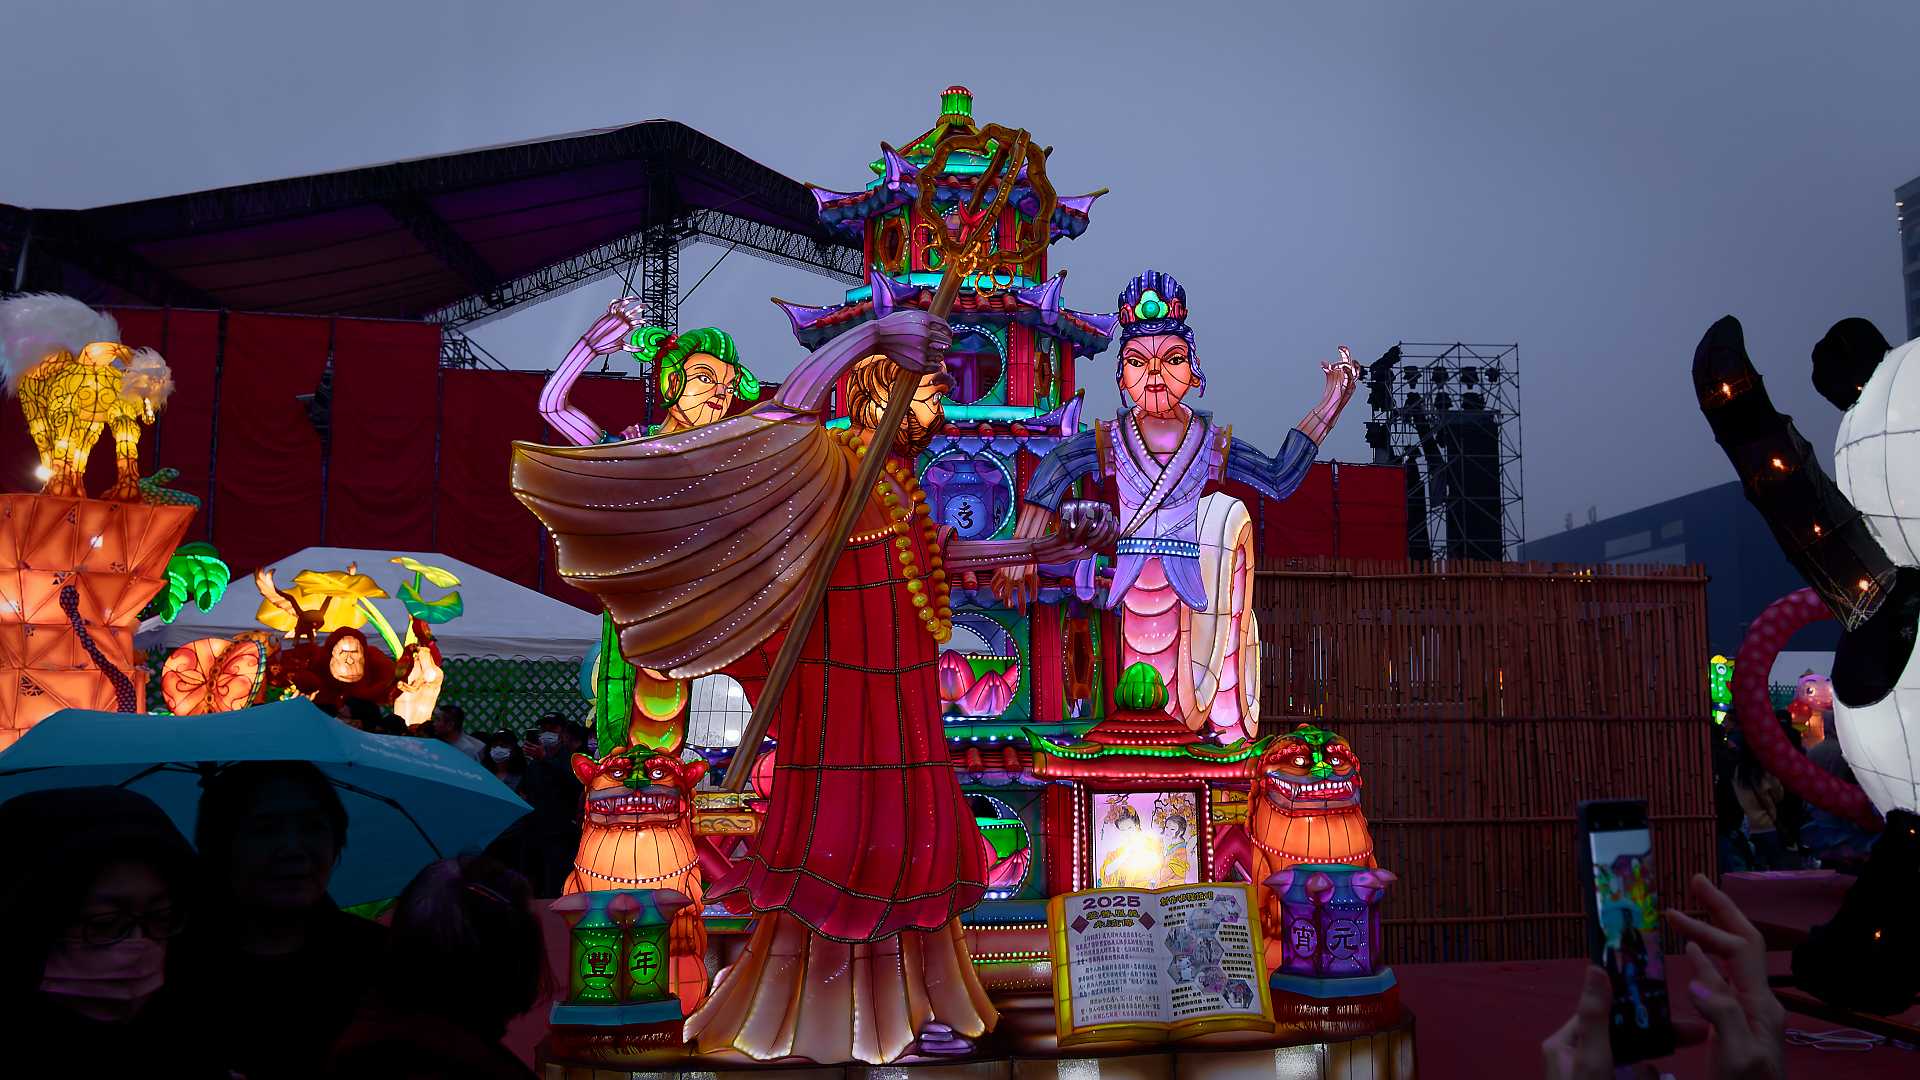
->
xmin=1254 ymin=558 xmax=1712 ymax=964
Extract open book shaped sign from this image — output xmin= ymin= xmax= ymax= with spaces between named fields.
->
xmin=1046 ymin=882 xmax=1274 ymax=1047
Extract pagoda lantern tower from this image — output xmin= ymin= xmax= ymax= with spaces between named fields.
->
xmin=777 ymin=87 xmax=1122 ymax=919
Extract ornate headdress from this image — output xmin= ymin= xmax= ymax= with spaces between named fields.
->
xmin=1115 ymin=269 xmax=1204 ymax=395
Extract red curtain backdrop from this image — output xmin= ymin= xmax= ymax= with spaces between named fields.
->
xmin=1228 ymin=462 xmax=1409 ymax=562
xmin=326 ymin=318 xmax=441 ymax=550
xmin=212 ymin=313 xmax=331 ymax=572
xmin=146 ymin=310 xmax=221 ymax=539
xmin=1332 ymin=462 xmax=1410 ymax=560
xmin=438 ymin=370 xmax=548 ymax=590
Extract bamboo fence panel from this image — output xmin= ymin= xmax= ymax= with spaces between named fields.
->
xmin=1254 ymin=558 xmax=1713 ymax=964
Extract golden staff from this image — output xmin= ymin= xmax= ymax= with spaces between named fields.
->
xmin=720 ymin=124 xmax=1058 ymax=792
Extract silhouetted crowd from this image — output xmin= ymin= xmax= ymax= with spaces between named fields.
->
xmin=0 ymin=701 xmax=597 ymax=1079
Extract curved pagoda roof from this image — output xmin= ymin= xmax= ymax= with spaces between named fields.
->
xmin=805 ymin=86 xmax=1107 ymax=243
xmin=774 ymin=267 xmax=1116 ymax=356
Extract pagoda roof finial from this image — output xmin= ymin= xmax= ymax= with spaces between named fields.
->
xmin=941 ymin=85 xmax=973 ymax=120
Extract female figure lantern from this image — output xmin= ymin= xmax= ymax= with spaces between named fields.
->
xmin=998 ymin=271 xmax=1363 ymax=742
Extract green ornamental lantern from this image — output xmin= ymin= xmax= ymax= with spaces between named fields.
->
xmin=1114 ymin=662 xmax=1170 ymax=712
xmin=1709 ymin=655 xmax=1734 ymax=724
xmin=549 ymin=888 xmax=693 ymax=1027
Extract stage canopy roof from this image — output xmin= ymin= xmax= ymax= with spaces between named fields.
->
xmin=1 ymin=120 xmax=863 ymax=327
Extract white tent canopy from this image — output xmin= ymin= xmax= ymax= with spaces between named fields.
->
xmin=143 ymin=547 xmax=599 ymax=660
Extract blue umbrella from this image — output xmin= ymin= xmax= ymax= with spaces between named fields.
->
xmin=0 ymin=699 xmax=530 ymax=906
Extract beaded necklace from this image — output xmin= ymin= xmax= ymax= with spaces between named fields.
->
xmin=829 ymin=426 xmax=953 ymax=643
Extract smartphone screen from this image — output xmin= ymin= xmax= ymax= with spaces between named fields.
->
xmin=1584 ymin=809 xmax=1673 ymax=1062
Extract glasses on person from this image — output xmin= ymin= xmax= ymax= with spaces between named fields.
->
xmin=68 ymin=907 xmax=188 ymax=946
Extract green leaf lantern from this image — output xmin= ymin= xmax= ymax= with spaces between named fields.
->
xmin=141 ymin=542 xmax=232 ymax=623
xmin=391 ymin=557 xmax=466 ymax=624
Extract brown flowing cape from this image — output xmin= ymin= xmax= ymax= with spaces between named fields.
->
xmin=510 ymin=410 xmax=850 ymax=679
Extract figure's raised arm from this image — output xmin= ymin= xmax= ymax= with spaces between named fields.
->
xmin=539 ymin=297 xmax=648 ymax=447
xmin=765 ymin=310 xmax=952 ymax=417
xmin=1216 ymin=346 xmax=1360 ymax=501
xmin=1293 ymin=345 xmax=1362 ymax=447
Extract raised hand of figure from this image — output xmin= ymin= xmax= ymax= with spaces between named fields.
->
xmin=1322 ymin=346 xmax=1362 ymax=405
xmin=872 ymin=310 xmax=953 ymax=374
xmin=1667 ymin=873 xmax=1788 ymax=1080
xmin=583 ymin=296 xmax=651 ymax=353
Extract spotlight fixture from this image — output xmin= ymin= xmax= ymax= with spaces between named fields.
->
xmin=1403 ymin=391 xmax=1424 ymax=411
xmin=1459 ymin=366 xmax=1480 ymax=387
xmin=1429 ymin=366 xmax=1450 ymax=386
xmin=1364 ymin=420 xmax=1390 ymax=448
xmin=1460 ymin=391 xmax=1486 ymax=411
xmin=1484 ymin=363 xmax=1503 ymax=383
xmin=1402 ymin=366 xmax=1422 ymax=385
xmin=1433 ymin=391 xmax=1453 ymax=411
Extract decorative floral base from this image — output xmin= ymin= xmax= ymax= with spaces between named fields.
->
xmin=0 ymin=495 xmax=194 ymax=745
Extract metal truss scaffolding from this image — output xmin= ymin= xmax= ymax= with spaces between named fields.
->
xmin=1363 ymin=342 xmax=1524 ymax=562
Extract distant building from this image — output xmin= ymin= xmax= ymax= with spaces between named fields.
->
xmin=1518 ymin=481 xmax=1836 ymax=660
xmin=1901 ymin=174 xmax=1920 ymax=341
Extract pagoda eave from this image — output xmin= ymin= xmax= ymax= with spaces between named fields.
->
xmin=1029 ymin=754 xmax=1258 ymax=783
xmin=782 ymin=292 xmax=1113 ymax=356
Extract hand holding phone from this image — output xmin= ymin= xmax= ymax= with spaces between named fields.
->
xmin=1576 ymin=800 xmax=1675 ymax=1064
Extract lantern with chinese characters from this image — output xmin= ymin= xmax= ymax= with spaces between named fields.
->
xmin=1266 ymin=863 xmax=1398 ymax=996
xmin=548 ymin=887 xmax=693 ymax=1055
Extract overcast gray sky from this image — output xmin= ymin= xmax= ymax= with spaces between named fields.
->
xmin=5 ymin=0 xmax=1915 ymax=541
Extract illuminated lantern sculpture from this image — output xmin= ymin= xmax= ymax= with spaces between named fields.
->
xmin=1268 ymin=864 xmax=1398 ymax=988
xmin=548 ymin=888 xmax=693 ymax=1059
xmin=161 ymin=636 xmax=269 ymax=714
xmin=1709 ymin=655 xmax=1734 ymax=725
xmin=1 ymin=294 xmax=174 ymax=501
xmin=1694 ymin=315 xmax=1920 ymax=1012
xmin=1249 ymin=723 xmax=1378 ymax=972
xmin=565 ymin=747 xmax=709 ymax=1016
xmin=1788 ymin=670 xmax=1833 ymax=744
xmin=0 ymin=295 xmax=195 ymax=742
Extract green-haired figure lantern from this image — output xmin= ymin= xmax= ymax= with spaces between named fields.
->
xmin=626 ymin=326 xmax=760 ymax=437
xmin=1710 ymin=655 xmax=1734 ymax=725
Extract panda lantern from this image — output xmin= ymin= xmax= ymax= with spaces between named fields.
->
xmin=1695 ymin=315 xmax=1920 ymax=1014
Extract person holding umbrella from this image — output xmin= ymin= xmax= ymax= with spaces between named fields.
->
xmin=0 ymin=700 xmax=534 ymax=1075
xmin=0 ymin=786 xmax=230 ymax=1077
xmin=170 ymin=761 xmax=387 ymax=1080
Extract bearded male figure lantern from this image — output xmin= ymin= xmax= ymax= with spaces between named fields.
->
xmin=997 ymin=271 xmax=1363 ymax=741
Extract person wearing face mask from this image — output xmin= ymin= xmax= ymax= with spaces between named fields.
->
xmin=483 ymin=729 xmax=526 ymax=791
xmin=169 ymin=762 xmax=387 ymax=1080
xmin=0 ymin=786 xmax=228 ymax=1077
xmin=485 ymin=719 xmax=586 ymax=897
